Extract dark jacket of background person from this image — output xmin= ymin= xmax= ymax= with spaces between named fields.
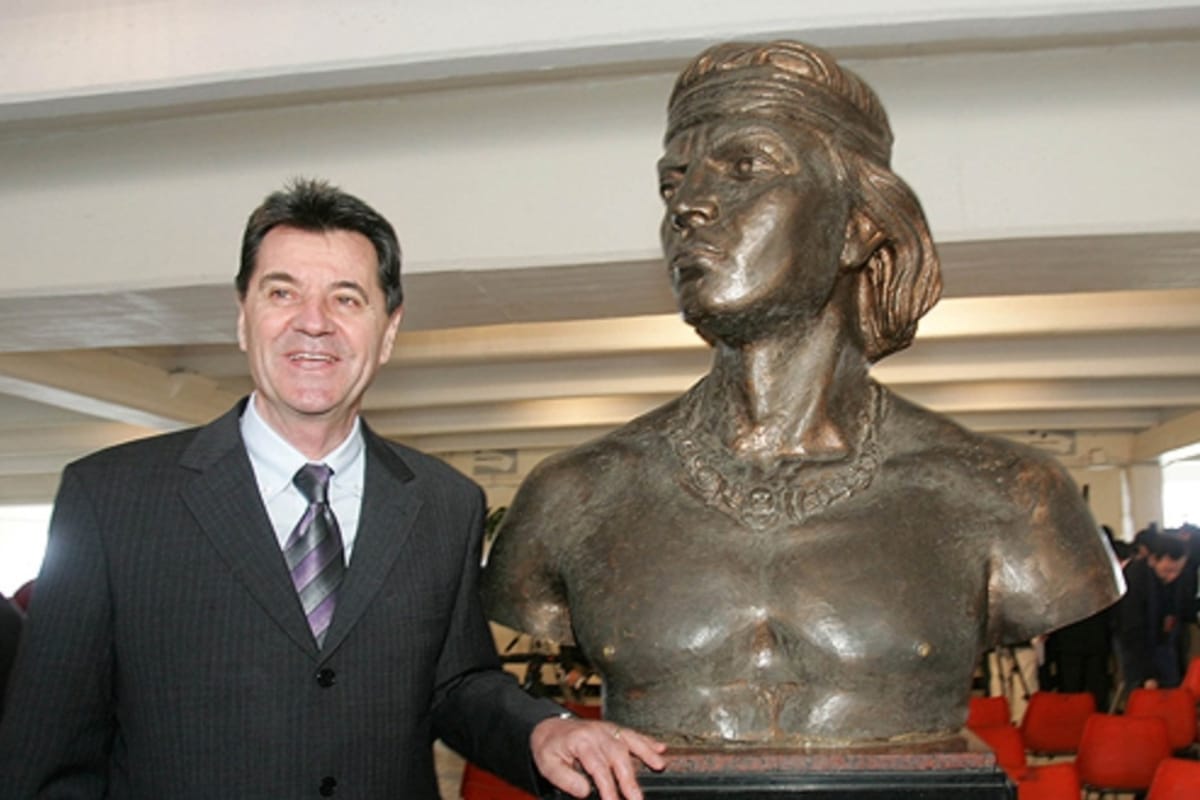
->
xmin=1117 ymin=540 xmax=1192 ymax=690
xmin=1042 ymin=605 xmax=1114 ymax=711
xmin=1039 ymin=526 xmax=1122 ymax=710
xmin=0 ymin=595 xmax=22 ymax=720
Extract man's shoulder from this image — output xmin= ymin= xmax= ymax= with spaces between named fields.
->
xmin=67 ymin=425 xmax=206 ymax=476
xmin=71 ymin=402 xmax=244 ymax=470
xmin=367 ymin=433 xmax=480 ymax=493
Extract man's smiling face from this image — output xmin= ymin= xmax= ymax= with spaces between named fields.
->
xmin=237 ymin=225 xmax=403 ymax=437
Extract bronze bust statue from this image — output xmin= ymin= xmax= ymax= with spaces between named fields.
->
xmin=482 ymin=40 xmax=1123 ymax=747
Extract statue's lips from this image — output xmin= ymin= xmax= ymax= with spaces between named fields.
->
xmin=669 ymin=247 xmax=722 ymax=286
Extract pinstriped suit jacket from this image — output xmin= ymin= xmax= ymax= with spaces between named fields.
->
xmin=0 ymin=401 xmax=558 ymax=799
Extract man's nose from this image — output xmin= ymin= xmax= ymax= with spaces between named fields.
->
xmin=293 ymin=296 xmax=334 ymax=333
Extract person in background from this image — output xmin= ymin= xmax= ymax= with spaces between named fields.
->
xmin=1040 ymin=526 xmax=1120 ymax=710
xmin=1131 ymin=525 xmax=1158 ymax=561
xmin=1173 ymin=522 xmax=1200 ymax=665
xmin=1111 ymin=539 xmax=1133 ymax=567
xmin=0 ymin=593 xmax=22 ymax=720
xmin=1116 ymin=529 xmax=1192 ymax=692
xmin=0 ymin=178 xmax=663 ymax=799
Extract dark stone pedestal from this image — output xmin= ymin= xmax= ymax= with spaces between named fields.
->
xmin=567 ymin=733 xmax=1015 ymax=799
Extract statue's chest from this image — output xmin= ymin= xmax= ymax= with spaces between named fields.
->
xmin=563 ymin=499 xmax=987 ymax=689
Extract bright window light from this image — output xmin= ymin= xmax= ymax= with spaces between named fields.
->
xmin=0 ymin=504 xmax=52 ymax=598
xmin=1162 ymin=460 xmax=1200 ymax=529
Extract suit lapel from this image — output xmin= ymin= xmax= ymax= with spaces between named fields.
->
xmin=320 ymin=427 xmax=422 ymax=656
xmin=179 ymin=403 xmax=318 ymax=657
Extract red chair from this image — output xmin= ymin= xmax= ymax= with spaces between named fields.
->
xmin=1019 ymin=690 xmax=1096 ymax=756
xmin=967 ymin=695 xmax=1012 ymax=730
xmin=1076 ymin=713 xmax=1172 ymax=798
xmin=1147 ymin=757 xmax=1200 ymax=800
xmin=971 ymin=723 xmax=1027 ymax=782
xmin=12 ymin=578 xmax=33 ymax=612
xmin=1126 ymin=687 xmax=1198 ymax=753
xmin=1016 ymin=762 xmax=1081 ymax=800
xmin=971 ymin=724 xmax=1081 ymax=800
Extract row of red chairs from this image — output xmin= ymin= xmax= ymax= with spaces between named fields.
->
xmin=970 ymin=722 xmax=1083 ymax=799
xmin=969 ymin=676 xmax=1200 ymax=798
xmin=970 ymin=687 xmax=1200 ymax=756
xmin=974 ymin=711 xmax=1199 ymax=799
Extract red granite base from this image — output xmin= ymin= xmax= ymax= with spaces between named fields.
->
xmin=653 ymin=730 xmax=998 ymax=775
xmin=590 ymin=731 xmax=1015 ymax=799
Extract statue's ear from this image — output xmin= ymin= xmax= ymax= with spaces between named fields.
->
xmin=840 ymin=209 xmax=887 ymax=271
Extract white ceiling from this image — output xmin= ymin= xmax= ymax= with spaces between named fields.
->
xmin=0 ymin=2 xmax=1198 ymax=506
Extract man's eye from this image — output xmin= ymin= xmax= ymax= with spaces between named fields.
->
xmin=336 ymin=295 xmax=362 ymax=308
xmin=268 ymin=287 xmax=292 ymax=300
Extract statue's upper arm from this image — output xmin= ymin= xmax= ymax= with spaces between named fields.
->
xmin=481 ymin=456 xmax=582 ymax=644
xmin=986 ymin=451 xmax=1123 ymax=646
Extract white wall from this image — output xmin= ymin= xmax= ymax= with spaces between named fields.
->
xmin=1128 ymin=463 xmax=1167 ymax=532
xmin=3 ymin=40 xmax=1198 ymax=299
xmin=7 ymin=1 xmax=1198 ymax=109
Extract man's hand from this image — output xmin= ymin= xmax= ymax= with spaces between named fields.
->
xmin=530 ymin=714 xmax=667 ymax=800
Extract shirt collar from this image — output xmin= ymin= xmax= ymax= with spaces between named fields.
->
xmin=240 ymin=393 xmax=364 ymax=501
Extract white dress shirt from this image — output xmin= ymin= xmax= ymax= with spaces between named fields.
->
xmin=239 ymin=394 xmax=366 ymax=562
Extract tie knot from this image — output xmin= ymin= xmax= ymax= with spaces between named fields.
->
xmin=293 ymin=462 xmax=333 ymax=505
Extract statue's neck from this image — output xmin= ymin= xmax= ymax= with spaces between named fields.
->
xmin=701 ymin=309 xmax=872 ymax=465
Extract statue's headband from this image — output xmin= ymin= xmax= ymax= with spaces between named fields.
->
xmin=666 ymin=49 xmax=894 ymax=167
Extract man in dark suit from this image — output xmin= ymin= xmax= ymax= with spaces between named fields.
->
xmin=0 ymin=594 xmax=21 ymax=720
xmin=0 ymin=179 xmax=664 ymax=799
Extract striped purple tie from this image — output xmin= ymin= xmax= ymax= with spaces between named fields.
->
xmin=285 ymin=463 xmax=345 ymax=648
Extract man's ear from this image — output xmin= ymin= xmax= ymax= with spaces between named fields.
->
xmin=840 ymin=209 xmax=887 ymax=271
xmin=378 ymin=305 xmax=405 ymax=365
xmin=236 ymin=302 xmax=248 ymax=352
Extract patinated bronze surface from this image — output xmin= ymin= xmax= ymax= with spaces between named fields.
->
xmin=482 ymin=40 xmax=1123 ymax=747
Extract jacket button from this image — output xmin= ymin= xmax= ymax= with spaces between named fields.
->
xmin=316 ymin=668 xmax=336 ymax=688
xmin=319 ymin=776 xmax=337 ymax=796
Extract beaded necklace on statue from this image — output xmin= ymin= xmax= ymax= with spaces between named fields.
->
xmin=668 ymin=379 xmax=886 ymax=531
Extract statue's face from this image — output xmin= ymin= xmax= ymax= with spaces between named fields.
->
xmin=658 ymin=116 xmax=852 ymax=338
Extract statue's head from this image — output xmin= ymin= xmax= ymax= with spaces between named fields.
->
xmin=661 ymin=40 xmax=941 ymax=360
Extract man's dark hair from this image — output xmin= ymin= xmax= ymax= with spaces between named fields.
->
xmin=236 ymin=177 xmax=403 ymax=313
xmin=1150 ymin=530 xmax=1188 ymax=561
xmin=1133 ymin=527 xmax=1157 ymax=552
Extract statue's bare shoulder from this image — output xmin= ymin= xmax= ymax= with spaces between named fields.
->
xmin=515 ymin=401 xmax=678 ymax=519
xmin=482 ymin=400 xmax=681 ymax=642
xmin=881 ymin=387 xmax=1123 ymax=642
xmin=883 ymin=388 xmax=1084 ymax=519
